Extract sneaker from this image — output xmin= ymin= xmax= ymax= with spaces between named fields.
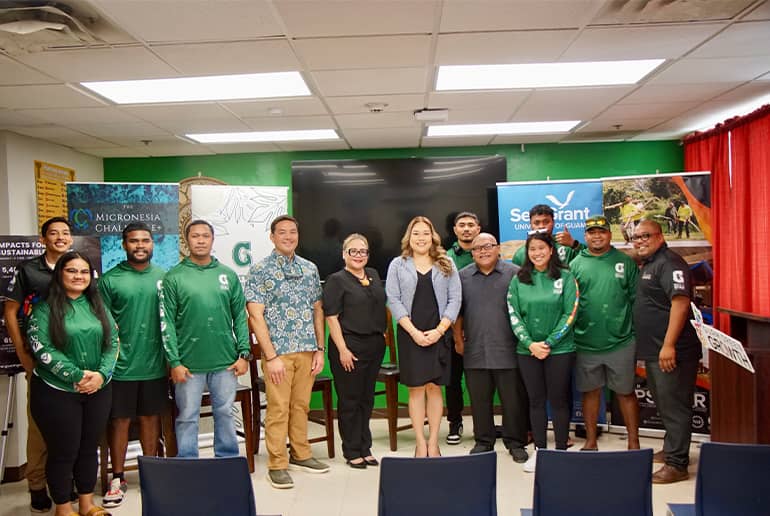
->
xmin=267 ymin=469 xmax=294 ymax=489
xmin=510 ymin=447 xmax=529 ymax=464
xmin=288 ymin=456 xmax=330 ymax=474
xmin=470 ymin=443 xmax=493 ymax=454
xmin=446 ymin=422 xmax=463 ymax=445
xmin=523 ymin=448 xmax=538 ymax=473
xmin=30 ymin=488 xmax=52 ymax=513
xmin=102 ymin=477 xmax=127 ymax=508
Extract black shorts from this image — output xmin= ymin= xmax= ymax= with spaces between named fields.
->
xmin=110 ymin=377 xmax=169 ymax=419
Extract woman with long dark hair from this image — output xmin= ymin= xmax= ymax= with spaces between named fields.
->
xmin=324 ymin=233 xmax=386 ymax=468
xmin=28 ymin=251 xmax=119 ymax=516
xmin=507 ymin=233 xmax=578 ymax=473
xmin=386 ymin=216 xmax=461 ymax=458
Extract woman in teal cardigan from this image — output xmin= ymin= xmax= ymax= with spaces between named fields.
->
xmin=507 ymin=232 xmax=579 ymax=473
xmin=28 ymin=251 xmax=119 ymax=516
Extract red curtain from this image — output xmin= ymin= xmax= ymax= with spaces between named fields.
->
xmin=684 ymin=105 xmax=770 ymax=330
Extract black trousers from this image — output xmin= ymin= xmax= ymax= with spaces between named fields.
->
xmin=329 ymin=333 xmax=385 ymax=460
xmin=30 ymin=375 xmax=112 ymax=504
xmin=445 ymin=340 xmax=464 ymax=425
xmin=518 ymin=352 xmax=575 ymax=450
xmin=465 ymin=368 xmax=528 ymax=449
xmin=646 ymin=358 xmax=699 ymax=469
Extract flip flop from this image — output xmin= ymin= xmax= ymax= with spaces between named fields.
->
xmin=80 ymin=506 xmax=112 ymax=516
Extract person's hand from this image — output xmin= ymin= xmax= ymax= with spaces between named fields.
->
xmin=454 ymin=334 xmax=464 ymax=355
xmin=339 ymin=348 xmax=357 ymax=372
xmin=227 ymin=358 xmax=249 ymax=377
xmin=554 ymin=226 xmax=575 ymax=248
xmin=659 ymin=345 xmax=677 ymax=373
xmin=411 ymin=330 xmax=431 ymax=347
xmin=76 ymin=370 xmax=104 ymax=394
xmin=171 ymin=365 xmax=193 ymax=384
xmin=529 ymin=341 xmax=551 ymax=360
xmin=423 ymin=328 xmax=443 ymax=345
xmin=311 ymin=350 xmax=324 ymax=376
xmin=266 ymin=356 xmax=286 ymax=385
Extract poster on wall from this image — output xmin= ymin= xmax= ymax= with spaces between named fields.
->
xmin=190 ymin=185 xmax=288 ymax=284
xmin=0 ymin=235 xmax=101 ymax=374
xmin=66 ymin=183 xmax=180 ymax=272
xmin=34 ymin=160 xmax=75 ymax=232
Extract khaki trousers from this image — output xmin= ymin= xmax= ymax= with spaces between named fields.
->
xmin=26 ymin=389 xmax=48 ymax=490
xmin=262 ymin=352 xmax=314 ymax=470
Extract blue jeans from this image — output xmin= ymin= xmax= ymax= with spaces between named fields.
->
xmin=174 ymin=369 xmax=239 ymax=458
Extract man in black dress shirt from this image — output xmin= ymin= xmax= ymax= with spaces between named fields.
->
xmin=454 ymin=233 xmax=529 ymax=462
xmin=632 ymin=220 xmax=701 ymax=484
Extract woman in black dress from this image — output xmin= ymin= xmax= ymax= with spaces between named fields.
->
xmin=324 ymin=233 xmax=386 ymax=468
xmin=385 ymin=216 xmax=461 ymax=457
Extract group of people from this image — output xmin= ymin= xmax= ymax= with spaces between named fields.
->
xmin=4 ymin=202 xmax=702 ymax=514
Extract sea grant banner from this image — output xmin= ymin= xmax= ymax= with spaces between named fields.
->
xmin=67 ymin=183 xmax=179 ymax=271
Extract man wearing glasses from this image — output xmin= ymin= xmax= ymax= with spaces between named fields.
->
xmin=444 ymin=212 xmax=481 ymax=445
xmin=454 ymin=233 xmax=529 ymax=462
xmin=245 ymin=215 xmax=329 ymax=489
xmin=632 ymin=220 xmax=701 ymax=484
xmin=512 ymin=204 xmax=582 ymax=266
xmin=570 ymin=215 xmax=640 ymax=452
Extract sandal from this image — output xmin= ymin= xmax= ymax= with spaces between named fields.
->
xmin=80 ymin=506 xmax=112 ymax=516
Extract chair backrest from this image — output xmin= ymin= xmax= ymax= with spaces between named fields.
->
xmin=695 ymin=442 xmax=770 ymax=516
xmin=384 ymin=307 xmax=397 ymax=364
xmin=138 ymin=456 xmax=257 ymax=516
xmin=532 ymin=449 xmax=652 ymax=516
xmin=378 ymin=451 xmax=497 ymax=516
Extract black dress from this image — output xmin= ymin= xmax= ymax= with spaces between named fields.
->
xmin=397 ymin=271 xmax=451 ymax=386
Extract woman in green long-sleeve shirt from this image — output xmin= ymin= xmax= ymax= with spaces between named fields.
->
xmin=28 ymin=252 xmax=118 ymax=516
xmin=507 ymin=233 xmax=578 ymax=473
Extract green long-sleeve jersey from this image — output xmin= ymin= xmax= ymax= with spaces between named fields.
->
xmin=570 ymin=247 xmax=638 ymax=353
xmin=507 ymin=268 xmax=579 ymax=355
xmin=28 ymin=295 xmax=119 ymax=392
xmin=99 ymin=261 xmax=167 ymax=380
xmin=159 ymin=257 xmax=249 ymax=373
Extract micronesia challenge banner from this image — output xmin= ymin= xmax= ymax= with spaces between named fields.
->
xmin=67 ymin=183 xmax=180 ymax=272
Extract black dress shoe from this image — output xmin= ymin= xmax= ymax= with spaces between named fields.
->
xmin=363 ymin=456 xmax=379 ymax=466
xmin=470 ymin=444 xmax=493 ymax=454
xmin=346 ymin=459 xmax=367 ymax=469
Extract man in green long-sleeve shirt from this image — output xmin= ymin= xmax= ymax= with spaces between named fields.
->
xmin=571 ymin=215 xmax=640 ymax=451
xmin=159 ymin=220 xmax=250 ymax=459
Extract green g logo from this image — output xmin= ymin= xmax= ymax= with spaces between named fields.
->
xmin=233 ymin=241 xmax=252 ymax=267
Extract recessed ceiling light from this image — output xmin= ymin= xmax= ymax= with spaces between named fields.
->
xmin=436 ymin=60 xmax=665 ymax=90
xmin=426 ymin=121 xmax=580 ymax=137
xmin=81 ymin=72 xmax=311 ymax=104
xmin=187 ymin=129 xmax=339 ymax=144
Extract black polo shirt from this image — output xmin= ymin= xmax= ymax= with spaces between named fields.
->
xmin=459 ymin=260 xmax=520 ymax=369
xmin=5 ymin=253 xmax=54 ymax=331
xmin=633 ymin=244 xmax=701 ymax=362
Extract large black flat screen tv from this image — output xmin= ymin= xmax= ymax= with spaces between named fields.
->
xmin=292 ymin=156 xmax=506 ymax=280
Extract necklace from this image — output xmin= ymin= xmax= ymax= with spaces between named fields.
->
xmin=346 ymin=268 xmax=370 ymax=286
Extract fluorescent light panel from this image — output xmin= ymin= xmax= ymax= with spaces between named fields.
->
xmin=436 ymin=59 xmax=665 ymax=90
xmin=427 ymin=121 xmax=580 ymax=137
xmin=187 ymin=129 xmax=339 ymax=143
xmin=81 ymin=72 xmax=310 ymax=104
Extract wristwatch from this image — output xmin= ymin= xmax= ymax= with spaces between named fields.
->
xmin=239 ymin=351 xmax=254 ymax=361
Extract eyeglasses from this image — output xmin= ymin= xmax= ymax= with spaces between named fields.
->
xmin=471 ymin=243 xmax=498 ymax=253
xmin=631 ymin=232 xmax=660 ymax=242
xmin=346 ymin=248 xmax=370 ymax=257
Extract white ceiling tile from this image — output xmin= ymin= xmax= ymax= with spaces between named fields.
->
xmin=312 ymin=68 xmax=427 ymax=97
xmin=428 ymin=91 xmax=531 ymax=111
xmin=581 ymin=118 xmax=667 ymax=132
xmin=492 ymin=134 xmax=569 ymax=144
xmin=562 ymin=24 xmax=723 ymax=61
xmin=440 ymin=0 xmax=604 ymax=31
xmin=73 ymin=147 xmax=150 ymax=158
xmin=342 ymin=127 xmax=422 ymax=149
xmin=273 ymin=0 xmax=439 ymax=37
xmin=620 ymin=83 xmax=742 ymax=103
xmin=242 ymin=115 xmax=336 ymax=130
xmin=437 ymin=31 xmax=577 ymax=65
xmin=205 ymin=143 xmax=282 ymax=154
xmin=122 ymin=103 xmax=240 ymax=123
xmin=649 ymin=56 xmax=770 ymax=84
xmin=599 ymin=102 xmax=701 ymax=120
xmin=442 ymin=109 xmax=518 ymax=123
xmin=743 ymin=1 xmax=770 ymax=21
xmin=514 ymin=86 xmax=634 ymax=120
xmin=335 ymin=112 xmax=417 ymax=130
xmin=153 ymin=40 xmax=301 ymax=75
xmin=690 ymin=21 xmax=770 ymax=58
xmin=421 ymin=136 xmax=493 ymax=147
xmin=67 ymin=121 xmax=171 ymax=139
xmin=275 ymin=140 xmax=350 ymax=151
xmin=0 ymin=55 xmax=56 ymax=86
xmin=10 ymin=126 xmax=117 ymax=148
xmin=155 ymin=118 xmax=252 ymax=134
xmin=223 ymin=97 xmax=328 ymax=118
xmin=0 ymin=109 xmax=49 ymax=127
xmin=93 ymin=0 xmax=283 ymax=42
xmin=295 ymin=35 xmax=430 ymax=70
xmin=14 ymin=107 xmax=141 ymax=126
xmin=712 ymin=81 xmax=770 ymax=102
xmin=15 ymin=47 xmax=178 ymax=82
xmin=0 ymin=85 xmax=104 ymax=109
xmin=325 ymin=94 xmax=425 ymax=115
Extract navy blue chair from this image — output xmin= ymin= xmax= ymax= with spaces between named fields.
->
xmin=138 ymin=456 xmax=259 ymax=516
xmin=521 ymin=449 xmax=652 ymax=516
xmin=667 ymin=442 xmax=770 ymax=516
xmin=378 ymin=451 xmax=497 ymax=516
